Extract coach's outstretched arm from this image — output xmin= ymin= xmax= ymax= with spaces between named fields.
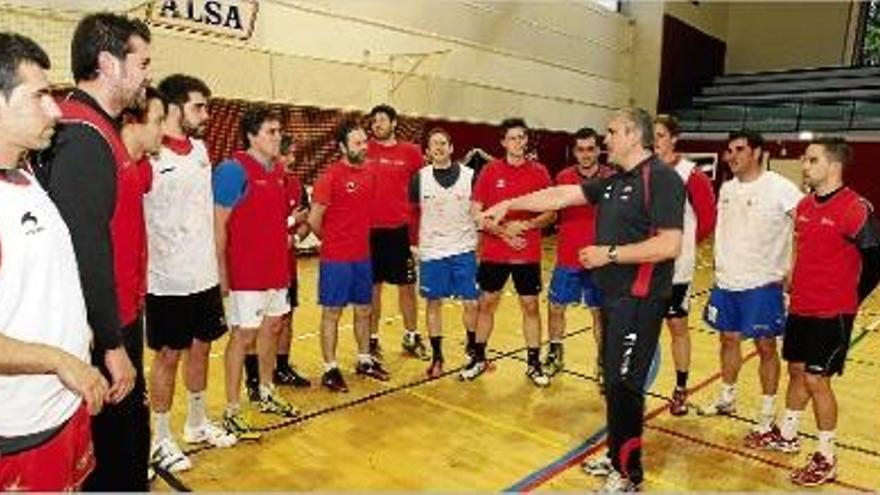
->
xmin=480 ymin=184 xmax=586 ymax=227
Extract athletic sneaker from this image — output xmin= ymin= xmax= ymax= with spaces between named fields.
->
xmin=274 ymin=365 xmax=311 ymax=388
xmin=426 ymin=359 xmax=444 ymax=379
xmin=183 ymin=421 xmax=238 ymax=448
xmin=355 ymin=359 xmax=391 ymax=381
xmin=771 ymin=433 xmax=801 ymax=453
xmin=322 ymin=367 xmax=349 ymax=393
xmin=369 ymin=338 xmax=383 ymax=361
xmin=582 ymin=454 xmax=613 ymax=477
xmin=223 ymin=410 xmax=262 ymax=440
xmin=790 ymin=452 xmax=836 ymax=487
xmin=744 ymin=424 xmax=781 ymax=450
xmin=526 ymin=364 xmax=550 ymax=387
xmin=258 ymin=385 xmax=300 ymax=418
xmin=601 ymin=469 xmax=640 ymax=492
xmin=150 ymin=438 xmax=192 ymax=473
xmin=459 ymin=359 xmax=488 ymax=381
xmin=542 ymin=349 xmax=564 ymax=377
xmin=697 ymin=397 xmax=736 ymax=416
xmin=669 ymin=387 xmax=688 ymax=416
xmin=402 ymin=333 xmax=430 ymax=360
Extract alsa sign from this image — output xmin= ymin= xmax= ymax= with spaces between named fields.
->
xmin=148 ymin=0 xmax=259 ymax=40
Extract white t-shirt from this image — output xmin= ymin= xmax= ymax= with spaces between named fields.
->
xmin=0 ymin=171 xmax=90 ymax=437
xmin=714 ymin=171 xmax=803 ymax=290
xmin=144 ymin=138 xmax=219 ymax=295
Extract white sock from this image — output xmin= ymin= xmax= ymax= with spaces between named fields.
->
xmin=720 ymin=383 xmax=736 ymax=403
xmin=370 ymin=334 xmax=379 ymax=340
xmin=324 ymin=361 xmax=339 ymax=372
xmin=154 ymin=411 xmax=172 ymax=442
xmin=780 ymin=409 xmax=803 ymax=440
xmin=550 ymin=339 xmax=562 ymax=345
xmin=357 ymin=353 xmax=373 ymax=365
xmin=186 ymin=390 xmax=207 ymax=429
xmin=225 ymin=402 xmax=240 ymax=416
xmin=406 ymin=329 xmax=417 ymax=338
xmin=759 ymin=395 xmax=776 ymax=423
xmin=817 ymin=430 xmax=836 ymax=460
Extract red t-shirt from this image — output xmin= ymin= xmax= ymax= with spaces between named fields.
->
xmin=366 ymin=140 xmax=423 ymax=228
xmin=313 ymin=161 xmax=374 ymax=262
xmin=790 ymin=188 xmax=869 ymax=316
xmin=555 ymin=165 xmax=611 ymax=268
xmin=473 ymin=159 xmax=552 ymax=263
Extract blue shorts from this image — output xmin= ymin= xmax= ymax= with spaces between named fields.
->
xmin=703 ymin=283 xmax=786 ymax=339
xmin=548 ymin=266 xmax=603 ymax=307
xmin=419 ymin=251 xmax=479 ymax=301
xmin=318 ymin=259 xmax=373 ymax=307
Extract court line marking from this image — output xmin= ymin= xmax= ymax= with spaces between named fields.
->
xmin=156 ymin=328 xmax=593 ymax=491
xmin=648 ymin=424 xmax=875 ymax=493
xmin=505 ymin=350 xmax=752 ymax=493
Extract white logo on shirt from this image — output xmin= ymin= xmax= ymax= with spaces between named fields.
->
xmin=346 ymin=181 xmax=357 ymax=192
xmin=496 ymin=179 xmax=506 ymax=189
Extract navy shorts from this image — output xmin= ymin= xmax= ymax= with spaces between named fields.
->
xmin=419 ymin=251 xmax=479 ymax=300
xmin=548 ymin=266 xmax=602 ymax=307
xmin=703 ymin=283 xmax=786 ymax=339
xmin=318 ymin=259 xmax=373 ymax=307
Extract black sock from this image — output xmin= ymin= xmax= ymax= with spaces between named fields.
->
xmin=466 ymin=330 xmax=477 ymax=347
xmin=244 ymin=354 xmax=259 ymax=383
xmin=429 ymin=336 xmax=443 ymax=360
xmin=276 ymin=354 xmax=290 ymax=370
xmin=527 ymin=347 xmax=540 ymax=367
xmin=676 ymin=370 xmax=689 ymax=389
xmin=474 ymin=342 xmax=486 ymax=361
xmin=549 ymin=341 xmax=563 ymax=355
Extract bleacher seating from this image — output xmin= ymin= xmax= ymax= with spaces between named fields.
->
xmin=675 ymin=66 xmax=880 ymax=133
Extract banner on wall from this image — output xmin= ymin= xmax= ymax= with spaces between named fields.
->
xmin=147 ymin=0 xmax=259 ymax=40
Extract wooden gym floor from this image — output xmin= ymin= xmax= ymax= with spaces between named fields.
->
xmin=149 ymin=241 xmax=880 ymax=492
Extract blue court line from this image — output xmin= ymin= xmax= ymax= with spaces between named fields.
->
xmin=503 ymin=346 xmax=662 ymax=493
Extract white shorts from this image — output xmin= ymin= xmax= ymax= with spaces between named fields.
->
xmin=228 ymin=289 xmax=290 ymax=328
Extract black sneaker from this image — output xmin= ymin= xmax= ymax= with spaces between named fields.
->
xmin=274 ymin=366 xmax=311 ymax=388
xmin=245 ymin=378 xmax=260 ymax=403
xmin=369 ymin=338 xmax=383 ymax=361
xmin=321 ymin=367 xmax=349 ymax=393
xmin=355 ymin=359 xmax=391 ymax=381
xmin=402 ymin=333 xmax=430 ymax=360
xmin=464 ymin=341 xmax=476 ymax=359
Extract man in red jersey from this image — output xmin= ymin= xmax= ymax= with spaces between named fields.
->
xmin=545 ymin=127 xmax=614 ymax=384
xmin=309 ymin=121 xmax=390 ymax=393
xmin=763 ymin=138 xmax=880 ymax=486
xmin=365 ymin=104 xmax=427 ymax=360
xmin=214 ymin=107 xmax=299 ymax=439
xmin=461 ymin=118 xmax=555 ymax=387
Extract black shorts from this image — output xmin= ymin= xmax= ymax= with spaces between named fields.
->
xmin=287 ymin=278 xmax=299 ymax=308
xmin=370 ymin=225 xmax=416 ymax=285
xmin=782 ymin=314 xmax=855 ymax=376
xmin=477 ymin=262 xmax=542 ymax=296
xmin=665 ymin=283 xmax=691 ymax=319
xmin=145 ymin=285 xmax=228 ymax=351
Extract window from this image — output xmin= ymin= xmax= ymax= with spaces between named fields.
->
xmin=592 ymin=0 xmax=619 ymax=13
xmin=857 ymin=0 xmax=880 ymax=66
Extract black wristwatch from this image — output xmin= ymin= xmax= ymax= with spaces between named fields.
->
xmin=607 ymin=245 xmax=618 ymax=264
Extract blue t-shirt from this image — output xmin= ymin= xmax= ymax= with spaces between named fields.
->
xmin=213 ymin=159 xmax=246 ymax=208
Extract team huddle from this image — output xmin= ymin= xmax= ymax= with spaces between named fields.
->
xmin=1 ymin=12 xmax=878 ymax=493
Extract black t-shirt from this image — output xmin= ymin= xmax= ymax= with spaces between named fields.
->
xmin=580 ymin=155 xmax=685 ymax=300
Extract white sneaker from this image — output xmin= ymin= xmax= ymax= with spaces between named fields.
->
xmin=183 ymin=420 xmax=238 ymax=448
xmin=150 ymin=438 xmax=192 ymax=473
xmin=600 ymin=469 xmax=639 ymax=492
xmin=582 ymin=453 xmax=613 ymax=477
xmin=697 ymin=396 xmax=736 ymax=416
